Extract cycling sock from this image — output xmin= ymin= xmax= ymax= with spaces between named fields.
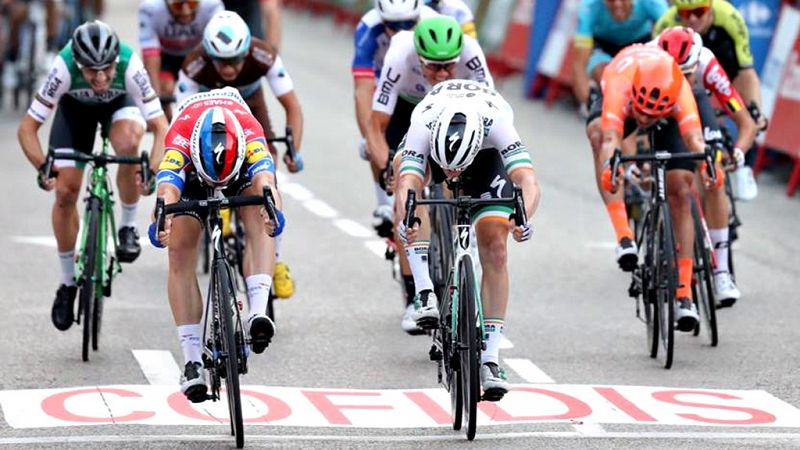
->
xmin=121 ymin=202 xmax=138 ymax=228
xmin=374 ymin=181 xmax=392 ymax=207
xmin=274 ymin=234 xmax=283 ymax=260
xmin=246 ymin=274 xmax=273 ymax=319
xmin=482 ymin=319 xmax=505 ymax=365
xmin=405 ymin=241 xmax=433 ymax=294
xmin=676 ymin=258 xmax=693 ymax=299
xmin=58 ymin=250 xmax=76 ymax=287
xmin=606 ymin=200 xmax=633 ymax=241
xmin=709 ymin=228 xmax=729 ymax=274
xmin=402 ymin=275 xmax=415 ymax=306
xmin=177 ymin=324 xmax=203 ymax=364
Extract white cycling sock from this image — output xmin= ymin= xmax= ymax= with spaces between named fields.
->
xmin=246 ymin=274 xmax=273 ymax=320
xmin=120 ymin=202 xmax=138 ymax=228
xmin=374 ymin=181 xmax=392 ymax=208
xmin=482 ymin=319 xmax=505 ymax=365
xmin=709 ymin=228 xmax=729 ymax=274
xmin=58 ymin=250 xmax=76 ymax=286
xmin=405 ymin=242 xmax=433 ymax=295
xmin=177 ymin=323 xmax=203 ymax=365
xmin=274 ymin=234 xmax=282 ymax=261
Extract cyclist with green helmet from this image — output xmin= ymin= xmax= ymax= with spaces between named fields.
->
xmin=365 ymin=15 xmax=492 ymax=334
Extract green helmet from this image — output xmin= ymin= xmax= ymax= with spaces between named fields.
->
xmin=414 ymin=16 xmax=463 ymax=61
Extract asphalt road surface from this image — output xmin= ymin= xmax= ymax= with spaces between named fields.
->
xmin=0 ymin=2 xmax=798 ymax=449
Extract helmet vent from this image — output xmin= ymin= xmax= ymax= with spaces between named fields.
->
xmin=428 ymin=28 xmax=438 ymax=43
xmin=216 ymin=31 xmax=232 ymax=45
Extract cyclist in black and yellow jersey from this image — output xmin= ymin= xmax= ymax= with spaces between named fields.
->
xmin=653 ymin=0 xmax=768 ymax=132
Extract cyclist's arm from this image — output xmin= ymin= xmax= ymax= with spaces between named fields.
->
xmin=395 ymin=118 xmax=429 ymax=222
xmin=508 ymin=166 xmax=541 ymax=221
xmin=17 ymin=115 xmax=46 ymax=170
xmin=674 ymin=85 xmax=705 ymax=153
xmin=367 ymin=110 xmax=392 ymax=171
xmin=571 ymin=45 xmax=593 ymax=106
xmin=261 ymin=0 xmax=282 ymax=51
xmin=276 ymin=91 xmax=303 ymax=152
xmin=354 ymin=78 xmax=375 ymax=140
xmin=139 ymin=2 xmax=163 ymax=94
xmin=733 ymin=68 xmax=766 ymax=128
xmin=490 ymin=117 xmax=539 ymax=217
xmin=352 ymin=20 xmax=380 ymax=138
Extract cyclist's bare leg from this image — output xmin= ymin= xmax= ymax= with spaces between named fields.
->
xmin=167 ymin=216 xmax=204 ymax=326
xmin=667 ymin=170 xmax=695 ymax=300
xmin=701 ymin=172 xmax=728 ymax=230
xmin=239 ymin=183 xmax=278 ymax=277
xmin=475 ymin=219 xmax=510 ymax=320
xmin=586 ymin=117 xmax=624 ymax=204
xmin=109 ymin=118 xmax=145 ymax=205
xmin=52 ymin=166 xmax=83 ymax=252
xmin=391 ymin=153 xmax=429 ymax=304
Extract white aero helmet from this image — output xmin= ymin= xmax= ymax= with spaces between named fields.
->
xmin=203 ymin=11 xmax=251 ymax=59
xmin=375 ymin=0 xmax=422 ymax=22
xmin=429 ymin=103 xmax=484 ymax=172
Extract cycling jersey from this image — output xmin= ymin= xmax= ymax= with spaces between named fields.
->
xmin=428 ymin=0 xmax=476 ymax=36
xmin=653 ymin=0 xmax=753 ymax=78
xmin=157 ymin=89 xmax=274 ymax=193
xmin=138 ymin=0 xmax=223 ymax=58
xmin=399 ymin=80 xmax=533 ymax=180
xmin=600 ymin=45 xmax=701 ymax=137
xmin=575 ymin=0 xmax=668 ymax=53
xmin=28 ymin=42 xmax=163 ymax=124
xmin=351 ymin=6 xmax=437 ymax=80
xmin=175 ymin=37 xmax=294 ymax=103
xmin=372 ymin=31 xmax=493 ymax=115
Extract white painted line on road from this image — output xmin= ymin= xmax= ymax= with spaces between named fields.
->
xmin=585 ymin=241 xmax=617 ymax=250
xmin=333 ymin=219 xmax=373 ymax=238
xmin=499 ymin=336 xmax=514 ymax=349
xmin=1 ymin=431 xmax=799 ymax=445
xmin=11 ymin=236 xmax=57 ymax=248
xmin=280 ymin=182 xmax=314 ymax=202
xmin=302 ymin=198 xmax=339 ymax=219
xmin=364 ymin=240 xmax=388 ymax=259
xmin=503 ymin=358 xmax=555 ymax=384
xmin=132 ymin=350 xmax=181 ymax=386
xmin=571 ymin=421 xmax=607 ymax=435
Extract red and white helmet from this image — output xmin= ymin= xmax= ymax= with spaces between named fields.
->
xmin=657 ymin=26 xmax=703 ymax=74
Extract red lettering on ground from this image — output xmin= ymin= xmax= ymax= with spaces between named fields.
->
xmin=594 ymin=387 xmax=657 ymax=422
xmin=652 ymin=390 xmax=777 ymax=425
xmin=479 ymin=387 xmax=592 ymax=421
xmin=241 ymin=389 xmax=292 ymax=423
xmin=404 ymin=391 xmax=451 ymax=425
xmin=167 ymin=391 xmax=222 ymax=422
xmin=41 ymin=388 xmax=154 ymax=423
xmin=302 ymin=391 xmax=393 ymax=425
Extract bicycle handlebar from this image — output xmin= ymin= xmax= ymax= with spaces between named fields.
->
xmin=42 ymin=149 xmax=150 ymax=185
xmin=156 ymin=186 xmax=277 ymax=233
xmin=268 ymin=127 xmax=296 ymax=161
xmin=610 ymin=147 xmax=716 ymax=188
xmin=403 ymin=187 xmax=527 ymax=230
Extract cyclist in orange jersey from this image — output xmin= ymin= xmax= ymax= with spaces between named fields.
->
xmin=588 ymin=44 xmax=721 ymax=331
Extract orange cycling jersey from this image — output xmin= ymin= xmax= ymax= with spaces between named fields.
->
xmin=600 ymin=45 xmax=701 ymax=137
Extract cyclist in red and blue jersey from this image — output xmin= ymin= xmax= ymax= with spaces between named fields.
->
xmin=149 ymin=87 xmax=284 ymax=403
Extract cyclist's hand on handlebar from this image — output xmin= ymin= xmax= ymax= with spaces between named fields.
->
xmin=148 ymin=217 xmax=171 ymax=248
xmin=508 ymin=219 xmax=532 ymax=242
xmin=700 ymin=162 xmax=724 ymax=190
xmin=36 ymin=163 xmax=57 ymax=191
xmin=137 ymin=169 xmax=157 ymax=196
xmin=397 ymin=217 xmax=419 ymax=245
xmin=283 ymin=152 xmax=304 ymax=173
xmin=601 ymin=162 xmax=624 ymax=194
xmin=261 ymin=207 xmax=286 ymax=237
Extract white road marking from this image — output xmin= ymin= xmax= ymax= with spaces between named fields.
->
xmin=499 ymin=335 xmax=514 ymax=349
xmin=364 ymin=240 xmax=388 ymax=259
xmin=302 ymin=198 xmax=339 ymax=219
xmin=279 ymin=182 xmax=314 ymax=202
xmin=503 ymin=358 xmax=555 ymax=384
xmin=11 ymin=236 xmax=57 ymax=248
xmin=132 ymin=350 xmax=181 ymax=386
xmin=0 ymin=432 xmax=798 ymax=445
xmin=333 ymin=219 xmax=373 ymax=238
xmin=585 ymin=241 xmax=618 ymax=250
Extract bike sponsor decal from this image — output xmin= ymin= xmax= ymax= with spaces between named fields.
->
xmin=0 ymin=385 xmax=798 ymax=429
xmin=464 ymin=55 xmax=488 ymax=83
xmin=43 ymin=69 xmax=63 ymax=98
xmin=160 ymin=150 xmax=186 ymax=171
xmin=133 ymin=69 xmax=155 ymax=99
xmin=376 ymin=67 xmax=401 ymax=106
xmin=704 ymin=62 xmax=733 ymax=97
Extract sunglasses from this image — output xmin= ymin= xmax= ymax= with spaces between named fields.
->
xmin=420 ymin=57 xmax=458 ymax=73
xmin=212 ymin=55 xmax=246 ymax=67
xmin=168 ymin=0 xmax=200 ymax=6
xmin=384 ymin=20 xmax=417 ymax=31
xmin=677 ymin=5 xmax=710 ymax=20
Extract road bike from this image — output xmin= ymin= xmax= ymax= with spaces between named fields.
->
xmin=155 ymin=185 xmax=278 ymax=449
xmin=42 ymin=139 xmax=151 ymax=362
xmin=404 ymin=181 xmax=526 ymax=440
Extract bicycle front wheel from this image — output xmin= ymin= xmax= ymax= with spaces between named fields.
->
xmin=79 ymin=197 xmax=101 ymax=362
xmin=458 ymin=256 xmax=480 ymax=441
xmin=215 ymin=261 xmax=245 ymax=448
xmin=690 ymin=198 xmax=718 ymax=346
xmin=654 ymin=203 xmax=677 ymax=369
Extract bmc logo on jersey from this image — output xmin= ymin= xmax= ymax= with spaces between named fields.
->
xmin=376 ymin=67 xmax=401 ymax=106
xmin=705 ymin=64 xmax=732 ymax=97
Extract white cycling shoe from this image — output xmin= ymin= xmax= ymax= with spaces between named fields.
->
xmin=674 ymin=298 xmax=699 ymax=332
xmin=713 ymin=272 xmax=741 ymax=308
xmin=411 ymin=290 xmax=439 ymax=329
xmin=401 ymin=303 xmax=424 ymax=335
xmin=480 ymin=362 xmax=510 ymax=402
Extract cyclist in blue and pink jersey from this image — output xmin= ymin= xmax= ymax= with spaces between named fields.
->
xmin=572 ymin=0 xmax=668 ymax=109
xmin=352 ymin=0 xmax=436 ymax=237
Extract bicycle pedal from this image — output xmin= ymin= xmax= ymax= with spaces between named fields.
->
xmin=481 ymin=389 xmax=506 ymax=402
xmin=429 ymin=345 xmax=442 ymax=361
xmin=416 ymin=317 xmax=439 ymax=330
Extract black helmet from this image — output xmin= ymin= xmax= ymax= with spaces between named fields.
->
xmin=71 ymin=20 xmax=120 ymax=69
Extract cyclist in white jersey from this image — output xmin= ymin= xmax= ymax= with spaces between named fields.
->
xmin=425 ymin=0 xmax=476 ymax=37
xmin=139 ymin=0 xmax=224 ymax=120
xmin=394 ymin=80 xmax=541 ymax=399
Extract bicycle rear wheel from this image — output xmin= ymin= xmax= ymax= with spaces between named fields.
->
xmin=690 ymin=198 xmax=718 ymax=346
xmin=654 ymin=203 xmax=677 ymax=369
xmin=214 ymin=261 xmax=245 ymax=448
xmin=439 ymin=274 xmax=462 ymax=431
xmin=80 ymin=197 xmax=100 ymax=362
xmin=458 ymin=256 xmax=480 ymax=440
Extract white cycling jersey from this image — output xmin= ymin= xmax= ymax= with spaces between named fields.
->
xmin=175 ymin=86 xmax=251 ymax=115
xmin=139 ymin=0 xmax=224 ymax=57
xmin=399 ymin=80 xmax=533 ymax=179
xmin=431 ymin=0 xmax=474 ymax=26
xmin=372 ymin=31 xmax=492 ymax=115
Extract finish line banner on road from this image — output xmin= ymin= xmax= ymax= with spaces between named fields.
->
xmin=1 ymin=384 xmax=799 ymax=429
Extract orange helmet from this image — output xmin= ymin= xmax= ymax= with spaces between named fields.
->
xmin=630 ymin=54 xmax=684 ymax=117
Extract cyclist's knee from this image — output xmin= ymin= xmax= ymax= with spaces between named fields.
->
xmin=586 ymin=119 xmax=602 ymax=155
xmin=110 ymin=121 xmax=144 ymax=155
xmin=54 ymin=185 xmax=80 ymax=208
xmin=477 ymin=225 xmax=508 ymax=269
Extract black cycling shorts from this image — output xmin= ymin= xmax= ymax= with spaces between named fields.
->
xmin=49 ymin=95 xmax=138 ymax=154
xmin=385 ymin=97 xmax=416 ymax=153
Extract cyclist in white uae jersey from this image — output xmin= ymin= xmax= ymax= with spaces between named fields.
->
xmin=139 ymin=0 xmax=224 ymax=120
xmin=394 ymin=80 xmax=541 ymax=399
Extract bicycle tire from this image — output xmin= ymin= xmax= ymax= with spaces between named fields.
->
xmin=80 ymin=197 xmax=100 ymax=362
xmin=429 ymin=186 xmax=454 ymax=301
xmin=637 ymin=211 xmax=659 ymax=359
xmin=93 ymin=202 xmax=111 ymax=352
xmin=214 ymin=261 xmax=245 ymax=448
xmin=655 ymin=203 xmax=677 ymax=369
xmin=458 ymin=255 xmax=480 ymax=440
xmin=690 ymin=198 xmax=718 ymax=346
xmin=439 ymin=275 xmax=462 ymax=431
